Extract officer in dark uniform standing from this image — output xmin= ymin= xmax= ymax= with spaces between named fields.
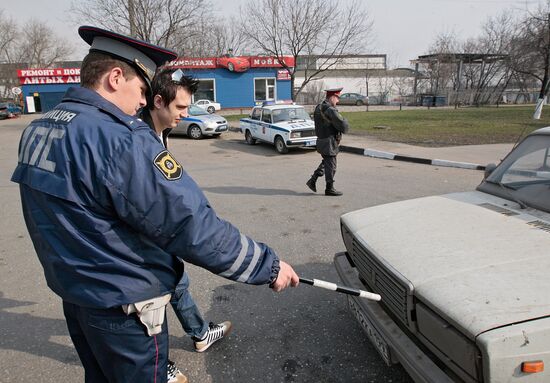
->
xmin=11 ymin=26 xmax=299 ymax=383
xmin=306 ymin=87 xmax=349 ymax=196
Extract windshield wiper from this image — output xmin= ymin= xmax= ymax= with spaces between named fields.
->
xmin=489 ymin=180 xmax=528 ymax=209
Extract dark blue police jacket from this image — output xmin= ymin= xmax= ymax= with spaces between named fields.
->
xmin=11 ymin=87 xmax=279 ymax=309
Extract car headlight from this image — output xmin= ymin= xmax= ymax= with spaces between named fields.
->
xmin=290 ymin=132 xmax=302 ymax=138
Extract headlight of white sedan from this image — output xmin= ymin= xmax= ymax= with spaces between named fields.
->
xmin=290 ymin=131 xmax=301 ymax=138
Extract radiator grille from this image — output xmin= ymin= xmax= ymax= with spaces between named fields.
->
xmin=350 ymin=238 xmax=410 ymax=326
xmin=527 ymin=220 xmax=550 ymax=233
xmin=478 ymin=203 xmax=518 ymax=216
xmin=299 ymin=129 xmax=315 ymax=137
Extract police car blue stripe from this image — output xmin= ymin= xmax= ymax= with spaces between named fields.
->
xmin=219 ymin=234 xmax=248 ymax=278
xmin=181 ymin=117 xmax=202 ymax=123
xmin=237 ymin=241 xmax=261 ymax=283
xmin=241 ymin=119 xmax=291 ymax=133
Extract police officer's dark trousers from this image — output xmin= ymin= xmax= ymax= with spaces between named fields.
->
xmin=310 ymin=155 xmax=337 ymax=184
xmin=63 ymin=301 xmax=168 ymax=383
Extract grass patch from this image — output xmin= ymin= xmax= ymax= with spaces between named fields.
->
xmin=225 ymin=114 xmax=247 ymax=122
xmin=224 ymin=105 xmax=550 ymax=146
xmin=343 ymin=105 xmax=550 ymax=146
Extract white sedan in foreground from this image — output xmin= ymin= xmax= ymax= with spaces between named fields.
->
xmin=335 ymin=127 xmax=550 ymax=383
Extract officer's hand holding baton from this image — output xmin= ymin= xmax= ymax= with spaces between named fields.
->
xmin=270 ymin=261 xmax=299 ymax=292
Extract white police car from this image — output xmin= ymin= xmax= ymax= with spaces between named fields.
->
xmin=239 ymin=101 xmax=316 ymax=154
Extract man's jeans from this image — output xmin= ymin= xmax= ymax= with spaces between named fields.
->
xmin=170 ymin=271 xmax=208 ymax=339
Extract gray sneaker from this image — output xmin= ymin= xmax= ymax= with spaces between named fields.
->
xmin=167 ymin=360 xmax=188 ymax=383
xmin=193 ymin=321 xmax=233 ymax=353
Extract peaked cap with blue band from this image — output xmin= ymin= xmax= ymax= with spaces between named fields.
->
xmin=78 ymin=25 xmax=178 ymax=89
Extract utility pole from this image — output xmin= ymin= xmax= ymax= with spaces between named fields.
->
xmin=533 ymin=12 xmax=550 ymax=119
xmin=365 ymin=67 xmax=369 ymax=112
xmin=413 ymin=61 xmax=419 ymax=106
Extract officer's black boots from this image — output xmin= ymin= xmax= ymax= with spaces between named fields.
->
xmin=325 ymin=182 xmax=343 ymax=196
xmin=306 ymin=176 xmax=318 ymax=192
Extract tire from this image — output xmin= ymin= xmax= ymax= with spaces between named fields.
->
xmin=228 ymin=62 xmax=234 ymax=71
xmin=355 ymin=100 xmax=364 ymax=106
xmin=187 ymin=125 xmax=203 ymax=140
xmin=274 ymin=136 xmax=289 ymax=154
xmin=245 ymin=130 xmax=256 ymax=145
xmin=207 ymin=106 xmax=215 ymax=113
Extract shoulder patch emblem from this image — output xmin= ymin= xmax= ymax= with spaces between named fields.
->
xmin=154 ymin=150 xmax=182 ymax=180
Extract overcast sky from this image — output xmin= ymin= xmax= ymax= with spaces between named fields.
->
xmin=2 ymin=0 xmax=544 ymax=67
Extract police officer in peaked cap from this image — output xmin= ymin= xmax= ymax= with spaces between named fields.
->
xmin=306 ymin=87 xmax=349 ymax=196
xmin=11 ymin=26 xmax=299 ymax=383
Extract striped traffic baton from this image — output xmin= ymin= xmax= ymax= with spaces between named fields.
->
xmin=299 ymin=277 xmax=381 ymax=301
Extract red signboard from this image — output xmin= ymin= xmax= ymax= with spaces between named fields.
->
xmin=17 ymin=68 xmax=81 ymax=85
xmin=249 ymin=56 xmax=295 ymax=68
xmin=167 ymin=55 xmax=294 ymax=69
xmin=165 ymin=58 xmax=217 ymax=69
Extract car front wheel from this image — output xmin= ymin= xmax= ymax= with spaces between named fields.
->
xmin=187 ymin=125 xmax=203 ymax=139
xmin=356 ymin=100 xmax=363 ymax=106
xmin=274 ymin=136 xmax=288 ymax=154
xmin=228 ymin=62 xmax=234 ymax=71
xmin=207 ymin=106 xmax=215 ymax=113
xmin=245 ymin=130 xmax=256 ymax=145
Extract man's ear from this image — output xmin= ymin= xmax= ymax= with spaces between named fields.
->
xmin=106 ymin=67 xmax=125 ymax=91
xmin=154 ymin=94 xmax=164 ymax=109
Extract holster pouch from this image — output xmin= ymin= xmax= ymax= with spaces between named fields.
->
xmin=122 ymin=293 xmax=171 ymax=336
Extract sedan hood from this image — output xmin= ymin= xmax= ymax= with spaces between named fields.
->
xmin=277 ymin=120 xmax=314 ymax=130
xmin=342 ymin=191 xmax=550 ymax=338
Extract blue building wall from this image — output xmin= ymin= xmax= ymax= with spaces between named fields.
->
xmin=19 ymin=67 xmax=290 ymax=113
xmin=21 ymin=83 xmax=74 ymax=113
xmin=187 ymin=68 xmax=291 ymax=108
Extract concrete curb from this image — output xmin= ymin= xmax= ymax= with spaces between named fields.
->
xmin=339 ymin=145 xmax=486 ymax=171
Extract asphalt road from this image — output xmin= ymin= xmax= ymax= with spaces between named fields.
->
xmin=0 ymin=116 xmax=484 ymax=383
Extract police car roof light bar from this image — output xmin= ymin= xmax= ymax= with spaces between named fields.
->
xmin=262 ymin=100 xmax=294 ymax=107
xmin=299 ymin=277 xmax=381 ymax=301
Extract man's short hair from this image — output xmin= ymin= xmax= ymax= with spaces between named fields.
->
xmin=80 ymin=51 xmax=139 ymax=89
xmin=147 ymin=68 xmax=199 ymax=110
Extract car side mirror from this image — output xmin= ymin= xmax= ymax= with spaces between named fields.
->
xmin=484 ymin=163 xmax=497 ymax=179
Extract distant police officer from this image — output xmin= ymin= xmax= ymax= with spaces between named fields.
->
xmin=306 ymin=87 xmax=349 ymax=196
xmin=11 ymin=26 xmax=298 ymax=383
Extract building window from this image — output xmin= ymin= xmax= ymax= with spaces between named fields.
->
xmin=254 ymin=78 xmax=276 ymax=101
xmin=194 ymin=79 xmax=216 ymax=101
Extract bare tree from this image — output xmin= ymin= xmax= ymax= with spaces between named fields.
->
xmin=465 ymin=12 xmax=514 ymax=106
xmin=0 ymin=15 xmax=74 ymax=99
xmin=508 ymin=2 xmax=550 ymax=119
xmin=178 ymin=16 xmax=247 ymax=57
xmin=239 ymin=0 xmax=372 ymax=100
xmin=0 ymin=10 xmax=18 ymax=63
xmin=15 ymin=20 xmax=73 ymax=67
xmin=424 ymin=31 xmax=460 ymax=101
xmin=373 ymin=72 xmax=393 ymax=105
xmin=392 ymin=73 xmax=414 ymax=105
xmin=0 ymin=10 xmax=19 ymax=99
xmin=69 ymin=0 xmax=209 ymax=54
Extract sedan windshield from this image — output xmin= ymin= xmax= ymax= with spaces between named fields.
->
xmin=478 ymin=133 xmax=550 ymax=212
xmin=272 ymin=107 xmax=310 ymax=123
